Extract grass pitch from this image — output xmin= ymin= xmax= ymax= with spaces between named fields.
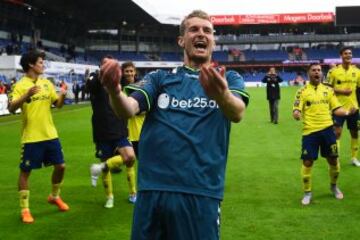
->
xmin=0 ymin=87 xmax=359 ymax=240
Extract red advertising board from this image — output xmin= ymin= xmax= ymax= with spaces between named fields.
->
xmin=210 ymin=12 xmax=334 ymax=25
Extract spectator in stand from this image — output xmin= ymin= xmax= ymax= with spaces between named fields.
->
xmin=262 ymin=67 xmax=283 ymax=124
xmin=290 ymin=72 xmax=305 ymax=86
xmin=293 ymin=47 xmax=303 ymax=61
xmin=60 ymin=80 xmax=68 ymax=92
xmin=0 ymin=81 xmax=6 ymax=94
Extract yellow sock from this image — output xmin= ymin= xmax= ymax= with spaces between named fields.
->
xmin=19 ymin=190 xmax=30 ymax=209
xmin=51 ymin=183 xmax=62 ymax=198
xmin=329 ymin=161 xmax=340 ymax=185
xmin=106 ymin=155 xmax=123 ymax=169
xmin=126 ymin=166 xmax=136 ymax=195
xmin=351 ymin=138 xmax=358 ymax=159
xmin=301 ymin=165 xmax=312 ymax=192
xmin=336 ymin=140 xmax=340 ymax=153
xmin=102 ymin=171 xmax=113 ymax=198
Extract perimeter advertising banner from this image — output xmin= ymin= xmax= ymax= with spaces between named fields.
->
xmin=210 ymin=12 xmax=334 ymax=25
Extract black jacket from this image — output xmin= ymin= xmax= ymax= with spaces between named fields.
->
xmin=262 ymin=74 xmax=283 ymax=100
xmin=86 ymin=72 xmax=128 ymax=142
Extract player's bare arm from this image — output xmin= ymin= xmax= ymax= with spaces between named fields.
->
xmin=333 ymin=106 xmax=357 ymax=116
xmin=334 ymin=88 xmax=352 ymax=96
xmin=199 ymin=65 xmax=245 ymax=122
xmin=54 ymin=89 xmax=67 ymax=109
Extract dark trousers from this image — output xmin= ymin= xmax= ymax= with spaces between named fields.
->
xmin=268 ymin=99 xmax=279 ymax=123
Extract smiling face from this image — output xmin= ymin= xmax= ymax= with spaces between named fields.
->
xmin=308 ymin=64 xmax=323 ymax=86
xmin=122 ymin=66 xmax=136 ymax=84
xmin=340 ymin=48 xmax=352 ymax=65
xmin=178 ymin=14 xmax=215 ymax=67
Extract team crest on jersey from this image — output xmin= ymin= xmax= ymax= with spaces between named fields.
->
xmin=157 ymin=93 xmax=170 ymax=109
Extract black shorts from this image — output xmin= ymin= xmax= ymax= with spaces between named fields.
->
xmin=301 ymin=127 xmax=338 ymax=160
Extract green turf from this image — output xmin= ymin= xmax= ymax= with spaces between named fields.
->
xmin=0 ymin=87 xmax=359 ymax=239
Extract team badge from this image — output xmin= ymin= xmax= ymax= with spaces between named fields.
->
xmin=157 ymin=93 xmax=170 ymax=109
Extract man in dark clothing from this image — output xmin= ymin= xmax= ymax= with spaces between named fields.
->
xmin=262 ymin=67 xmax=283 ymax=124
xmin=86 ymin=62 xmax=137 ymax=208
xmin=72 ymin=81 xmax=80 ymax=103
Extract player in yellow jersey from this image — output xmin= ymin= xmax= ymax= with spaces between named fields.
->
xmin=326 ymin=47 xmax=360 ymax=166
xmin=121 ymin=61 xmax=145 ymax=159
xmin=293 ymin=63 xmax=356 ymax=205
xmin=8 ymin=51 xmax=69 ymax=223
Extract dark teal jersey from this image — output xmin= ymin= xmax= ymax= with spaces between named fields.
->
xmin=129 ymin=66 xmax=249 ymax=199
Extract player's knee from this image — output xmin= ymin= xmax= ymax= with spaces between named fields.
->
xmin=335 ymin=132 xmax=341 ymax=139
xmin=54 ymin=163 xmax=66 ymax=172
xmin=303 ymin=160 xmax=313 ymax=167
xmin=123 ymin=154 xmax=136 ymax=167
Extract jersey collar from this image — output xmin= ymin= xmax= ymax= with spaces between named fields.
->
xmin=24 ymin=75 xmax=39 ymax=83
xmin=183 ymin=65 xmax=200 ymax=73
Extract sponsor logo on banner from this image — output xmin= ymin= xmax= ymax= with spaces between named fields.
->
xmin=211 ymin=12 xmax=334 ymax=25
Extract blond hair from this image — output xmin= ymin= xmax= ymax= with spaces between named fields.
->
xmin=179 ymin=10 xmax=212 ymax=36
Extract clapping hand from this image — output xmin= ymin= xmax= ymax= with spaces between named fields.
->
xmin=199 ymin=65 xmax=228 ymax=102
xmin=100 ymin=58 xmax=122 ymax=94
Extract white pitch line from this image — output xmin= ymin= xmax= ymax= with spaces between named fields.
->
xmin=0 ymin=106 xmax=89 ymax=126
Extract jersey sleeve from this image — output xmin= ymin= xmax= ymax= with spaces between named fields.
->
xmin=326 ymin=69 xmax=335 ymax=86
xmin=124 ymin=70 xmax=162 ymax=111
xmin=49 ymin=81 xmax=58 ymax=103
xmin=329 ymin=88 xmax=342 ymax=111
xmin=357 ymin=69 xmax=360 ymax=88
xmin=226 ymin=70 xmax=250 ymax=106
xmin=8 ymin=83 xmax=22 ymax=102
xmin=293 ymin=88 xmax=303 ymax=112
